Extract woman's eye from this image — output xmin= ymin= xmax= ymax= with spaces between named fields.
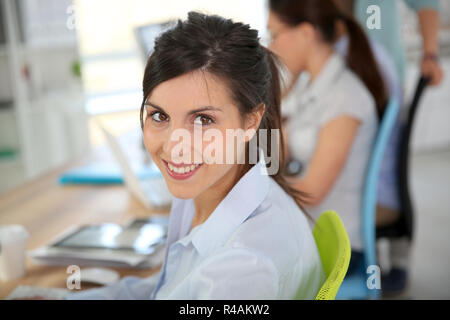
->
xmin=194 ymin=114 xmax=213 ymax=126
xmin=151 ymin=111 xmax=168 ymax=123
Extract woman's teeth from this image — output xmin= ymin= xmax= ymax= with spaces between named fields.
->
xmin=167 ymin=163 xmax=201 ymax=174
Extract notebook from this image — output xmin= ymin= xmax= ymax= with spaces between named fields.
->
xmin=59 ymin=162 xmax=162 ymax=185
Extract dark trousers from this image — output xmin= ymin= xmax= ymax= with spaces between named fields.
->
xmin=347 ymin=250 xmax=365 ymax=276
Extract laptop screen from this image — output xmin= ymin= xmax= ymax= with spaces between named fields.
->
xmin=134 ymin=21 xmax=176 ymax=60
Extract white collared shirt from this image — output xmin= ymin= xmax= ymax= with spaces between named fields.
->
xmin=66 ymin=151 xmax=325 ymax=300
xmin=282 ymin=53 xmax=378 ymax=251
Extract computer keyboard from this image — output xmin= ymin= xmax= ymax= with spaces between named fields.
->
xmin=6 ymin=285 xmax=70 ymax=300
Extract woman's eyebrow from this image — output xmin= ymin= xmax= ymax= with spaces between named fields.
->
xmin=187 ymin=106 xmax=223 ymax=115
xmin=145 ymin=102 xmax=223 ymax=115
xmin=145 ymin=102 xmax=165 ymax=113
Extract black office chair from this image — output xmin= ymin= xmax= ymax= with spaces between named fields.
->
xmin=376 ymin=76 xmax=430 ymax=241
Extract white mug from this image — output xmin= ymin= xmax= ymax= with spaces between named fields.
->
xmin=0 ymin=225 xmax=29 ymax=281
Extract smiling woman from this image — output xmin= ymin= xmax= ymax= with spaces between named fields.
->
xmin=65 ymin=11 xmax=325 ymax=300
xmin=139 ymin=12 xmax=312 ymax=222
xmin=142 ymin=71 xmax=258 ymax=201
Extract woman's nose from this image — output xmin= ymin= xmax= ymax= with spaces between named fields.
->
xmin=163 ymin=125 xmax=206 ymax=164
xmin=162 ymin=125 xmax=195 ymax=161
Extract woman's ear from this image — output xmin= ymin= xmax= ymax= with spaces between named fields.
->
xmin=244 ymin=103 xmax=266 ymax=141
xmin=294 ymin=22 xmax=316 ymax=45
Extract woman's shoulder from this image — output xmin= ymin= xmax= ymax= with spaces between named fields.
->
xmin=321 ymin=67 xmax=377 ymax=124
xmin=225 ymin=178 xmax=316 ymax=268
xmin=340 ymin=68 xmax=375 ymax=108
xmin=247 ymin=177 xmax=311 ymax=234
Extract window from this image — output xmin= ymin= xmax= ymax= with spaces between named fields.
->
xmin=74 ymin=0 xmax=268 ymax=115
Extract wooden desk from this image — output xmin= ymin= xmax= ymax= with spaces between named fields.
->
xmin=0 ymin=144 xmax=169 ymax=299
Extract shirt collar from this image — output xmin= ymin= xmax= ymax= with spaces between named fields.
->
xmin=173 ymin=148 xmax=270 ymax=257
xmin=299 ymin=52 xmax=344 ymax=106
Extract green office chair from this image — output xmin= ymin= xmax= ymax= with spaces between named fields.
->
xmin=313 ymin=211 xmax=351 ymax=300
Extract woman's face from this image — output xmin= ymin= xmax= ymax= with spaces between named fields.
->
xmin=143 ymin=71 xmax=262 ymax=200
xmin=267 ymin=11 xmax=311 ymax=76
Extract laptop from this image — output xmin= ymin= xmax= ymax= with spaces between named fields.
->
xmin=134 ymin=21 xmax=176 ymax=62
xmin=99 ymin=123 xmax=172 ymax=209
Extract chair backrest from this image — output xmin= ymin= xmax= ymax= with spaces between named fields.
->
xmin=362 ymin=97 xmax=400 ymax=298
xmin=313 ymin=211 xmax=351 ymax=300
xmin=397 ymin=76 xmax=429 ymax=240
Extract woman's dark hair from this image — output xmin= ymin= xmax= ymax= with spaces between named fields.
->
xmin=269 ymin=0 xmax=388 ymax=118
xmin=140 ymin=11 xmax=310 ymax=213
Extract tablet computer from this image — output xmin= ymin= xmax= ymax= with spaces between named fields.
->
xmin=50 ymin=220 xmax=167 ymax=255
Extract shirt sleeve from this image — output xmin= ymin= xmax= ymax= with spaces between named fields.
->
xmin=186 ymin=247 xmax=279 ymax=300
xmin=318 ymin=75 xmax=376 ymax=128
xmin=404 ymin=0 xmax=439 ymax=11
xmin=64 ymin=272 xmax=161 ymax=300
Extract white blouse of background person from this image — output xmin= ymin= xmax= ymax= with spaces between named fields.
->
xmin=281 ymin=53 xmax=378 ymax=251
xmin=65 ymin=149 xmax=325 ymax=300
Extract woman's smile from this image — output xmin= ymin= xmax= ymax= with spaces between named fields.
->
xmin=162 ymin=159 xmax=204 ymax=180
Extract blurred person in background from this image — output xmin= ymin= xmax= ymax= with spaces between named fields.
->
xmin=334 ymin=0 xmax=444 ymax=295
xmin=335 ymin=0 xmax=443 ymax=87
xmin=267 ymin=0 xmax=388 ymax=277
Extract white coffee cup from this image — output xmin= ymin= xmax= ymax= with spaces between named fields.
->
xmin=0 ymin=225 xmax=29 ymax=281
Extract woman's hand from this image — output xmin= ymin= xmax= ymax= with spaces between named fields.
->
xmin=421 ymin=54 xmax=444 ymax=86
xmin=417 ymin=9 xmax=444 ymax=86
